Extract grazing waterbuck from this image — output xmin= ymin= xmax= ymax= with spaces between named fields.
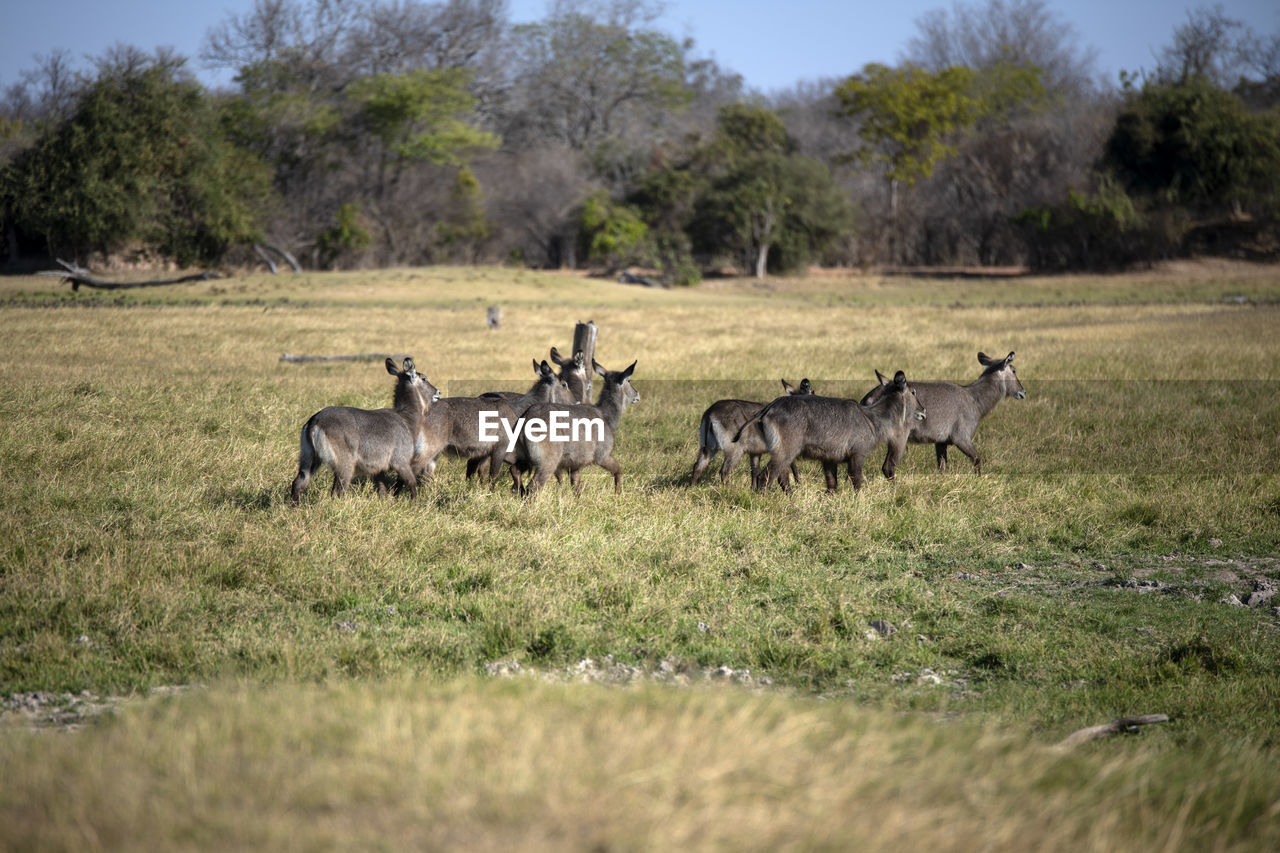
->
xmin=513 ymin=360 xmax=640 ymax=497
xmin=290 ymin=357 xmax=440 ymax=503
xmin=860 ymin=351 xmax=1025 ymax=474
xmin=691 ymin=378 xmax=816 ymax=485
xmin=750 ymin=371 xmax=926 ymax=493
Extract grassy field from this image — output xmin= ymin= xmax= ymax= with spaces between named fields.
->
xmin=1 ymin=262 xmax=1279 ymax=849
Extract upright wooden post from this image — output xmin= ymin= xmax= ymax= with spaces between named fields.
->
xmin=573 ymin=320 xmax=597 ymax=400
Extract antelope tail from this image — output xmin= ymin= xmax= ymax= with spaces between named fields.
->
xmin=297 ymin=416 xmax=319 ymax=477
xmin=698 ymin=410 xmax=713 ymax=453
xmin=299 ymin=416 xmax=335 ymax=474
xmin=732 ymin=401 xmax=776 ymax=444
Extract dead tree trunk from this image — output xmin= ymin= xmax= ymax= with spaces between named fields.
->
xmin=573 ymin=320 xmax=598 ymax=401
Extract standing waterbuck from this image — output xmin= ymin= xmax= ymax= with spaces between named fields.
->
xmin=691 ymin=378 xmax=815 ymax=485
xmin=465 ymin=359 xmax=574 ymax=479
xmin=513 ymin=360 xmax=640 ymax=497
xmin=860 ymin=351 xmax=1025 ymax=474
xmin=550 ymin=346 xmax=591 ymax=403
xmin=749 ymin=371 xmax=926 ymax=493
xmin=291 ymin=357 xmax=440 ymax=503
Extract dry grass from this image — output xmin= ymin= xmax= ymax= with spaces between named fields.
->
xmin=3 ymin=680 xmax=1279 ymax=851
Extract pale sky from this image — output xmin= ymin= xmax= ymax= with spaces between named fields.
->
xmin=1 ymin=0 xmax=1277 ymax=95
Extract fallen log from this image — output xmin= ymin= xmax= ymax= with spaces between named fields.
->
xmin=37 ymin=259 xmax=219 ymax=291
xmin=280 ymin=353 xmax=410 ymax=364
xmin=1056 ymin=714 xmax=1170 ymax=749
xmin=617 ymin=270 xmax=665 ymax=287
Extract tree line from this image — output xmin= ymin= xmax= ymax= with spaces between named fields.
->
xmin=1 ymin=0 xmax=1277 ymax=279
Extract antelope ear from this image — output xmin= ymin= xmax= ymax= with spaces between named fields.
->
xmin=781 ymin=378 xmax=797 ymax=393
xmin=875 ymin=369 xmax=890 ymax=386
xmin=574 ymin=351 xmax=585 ymax=368
xmin=801 ymin=378 xmax=812 ymax=392
xmin=592 ymin=358 xmax=607 ymax=377
xmin=621 ymin=360 xmax=636 ymax=379
xmin=1004 ymin=351 xmax=1015 ymax=365
xmin=386 ymin=357 xmax=401 ymax=377
xmin=893 ymin=370 xmax=907 ymax=389
xmin=978 ymin=352 xmax=995 ymax=366
xmin=540 ymin=359 xmax=554 ymax=376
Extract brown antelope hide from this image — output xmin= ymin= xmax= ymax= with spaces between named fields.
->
xmin=860 ymin=351 xmax=1025 ymax=474
xmin=291 ymin=357 xmax=440 ymax=503
xmin=747 ymin=371 xmax=926 ymax=493
xmin=692 ymin=378 xmax=816 ymax=486
xmin=513 ymin=360 xmax=640 ymax=497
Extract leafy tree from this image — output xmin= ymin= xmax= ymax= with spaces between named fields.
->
xmin=690 ymin=105 xmax=852 ymax=278
xmin=835 ymin=63 xmax=981 ymax=215
xmin=1103 ymin=75 xmax=1280 ymax=213
xmin=350 ymin=67 xmax=498 ymax=199
xmin=1013 ymin=176 xmax=1165 ymax=270
xmin=1 ymin=59 xmax=270 ymax=264
xmin=628 ymin=161 xmax=706 ymax=283
xmin=317 ymin=201 xmax=371 ymax=268
xmin=835 ymin=56 xmax=1050 ymax=264
xmin=434 ymin=165 xmax=491 ymax=262
xmin=696 ymin=154 xmax=850 ymax=277
xmin=577 ymin=191 xmax=647 ymax=271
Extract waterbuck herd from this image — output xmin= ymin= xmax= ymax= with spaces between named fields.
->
xmin=290 ymin=337 xmax=1025 ymax=503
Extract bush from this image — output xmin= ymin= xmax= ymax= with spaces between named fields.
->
xmin=577 ymin=192 xmax=647 ymax=271
xmin=317 ymin=202 xmax=372 ymax=269
xmin=0 ymin=61 xmax=270 ymax=265
xmin=1104 ymin=75 xmax=1280 ymax=214
xmin=1014 ymin=178 xmax=1185 ymax=271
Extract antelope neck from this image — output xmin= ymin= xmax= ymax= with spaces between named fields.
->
xmin=594 ymin=386 xmax=627 ymax=430
xmin=968 ymin=372 xmax=1007 ymax=417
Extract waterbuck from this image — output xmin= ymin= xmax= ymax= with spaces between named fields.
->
xmin=550 ymin=346 xmax=591 ymax=404
xmin=859 ymin=351 xmax=1025 ymax=474
xmin=749 ymin=371 xmax=926 ymax=493
xmin=465 ymin=359 xmax=574 ymax=479
xmin=513 ymin=360 xmax=640 ymax=497
xmin=477 ymin=359 xmax=571 ymax=408
xmin=290 ymin=357 xmax=440 ymax=504
xmin=691 ymin=378 xmax=815 ymax=486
